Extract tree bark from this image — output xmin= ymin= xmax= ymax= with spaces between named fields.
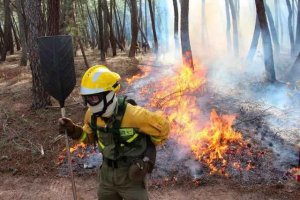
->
xmin=102 ymin=0 xmax=109 ymax=53
xmin=129 ymin=0 xmax=138 ymax=57
xmin=1 ymin=0 xmax=13 ymax=61
xmin=173 ymin=0 xmax=179 ymax=50
xmin=11 ymin=15 xmax=21 ymax=51
xmin=102 ymin=0 xmax=117 ymax=56
xmin=47 ymin=0 xmax=60 ymax=35
xmin=98 ymin=0 xmax=105 ymax=61
xmin=286 ymin=0 xmax=295 ymax=55
xmin=16 ymin=0 xmax=28 ymax=66
xmin=255 ymin=0 xmax=276 ymax=82
xmin=24 ymin=0 xmax=51 ymax=108
xmin=180 ymin=0 xmax=193 ymax=70
xmin=148 ymin=0 xmax=158 ymax=52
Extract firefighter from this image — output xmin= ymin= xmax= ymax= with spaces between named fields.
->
xmin=58 ymin=65 xmax=170 ymax=200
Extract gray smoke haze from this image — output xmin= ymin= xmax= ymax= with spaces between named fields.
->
xmin=124 ymin=0 xmax=300 ymax=182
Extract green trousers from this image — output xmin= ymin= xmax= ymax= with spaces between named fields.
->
xmin=97 ymin=162 xmax=148 ymax=200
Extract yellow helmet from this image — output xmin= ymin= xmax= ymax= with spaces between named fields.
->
xmin=80 ymin=65 xmax=121 ymax=95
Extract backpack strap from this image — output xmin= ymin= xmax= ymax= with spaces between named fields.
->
xmin=90 ymin=114 xmax=98 ymax=147
xmin=113 ymin=96 xmax=127 ymax=129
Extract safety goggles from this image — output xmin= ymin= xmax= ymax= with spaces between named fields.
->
xmin=83 ymin=92 xmax=110 ymax=106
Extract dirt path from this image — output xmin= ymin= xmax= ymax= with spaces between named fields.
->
xmin=1 ymin=174 xmax=299 ymax=200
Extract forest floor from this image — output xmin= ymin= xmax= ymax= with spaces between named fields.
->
xmin=0 ymin=49 xmax=299 ymax=200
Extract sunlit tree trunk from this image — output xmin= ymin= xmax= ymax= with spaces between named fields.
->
xmin=180 ymin=0 xmax=193 ymax=70
xmin=255 ymin=0 xmax=276 ymax=82
xmin=24 ymin=0 xmax=51 ymax=108
xmin=129 ymin=0 xmax=138 ymax=57
xmin=11 ymin=16 xmax=20 ymax=51
xmin=173 ymin=0 xmax=179 ymax=50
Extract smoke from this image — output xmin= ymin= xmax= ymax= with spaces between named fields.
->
xmin=143 ymin=0 xmax=300 ymax=181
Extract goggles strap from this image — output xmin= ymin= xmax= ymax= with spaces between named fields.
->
xmin=94 ymin=93 xmax=115 ymax=117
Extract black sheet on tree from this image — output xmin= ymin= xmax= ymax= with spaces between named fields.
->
xmin=38 ymin=35 xmax=76 ymax=107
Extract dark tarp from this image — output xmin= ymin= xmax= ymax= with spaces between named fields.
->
xmin=38 ymin=35 xmax=76 ymax=107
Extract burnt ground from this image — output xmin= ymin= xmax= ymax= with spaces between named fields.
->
xmin=0 ymin=50 xmax=299 ymax=200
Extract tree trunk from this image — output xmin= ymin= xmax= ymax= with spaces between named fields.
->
xmin=148 ymin=0 xmax=158 ymax=52
xmin=11 ymin=15 xmax=21 ymax=51
xmin=122 ymin=0 xmax=127 ymax=47
xmin=113 ymin=0 xmax=121 ymax=45
xmin=16 ymin=0 xmax=27 ymax=66
xmin=139 ymin=0 xmax=143 ymax=45
xmin=264 ymin=2 xmax=280 ymax=54
xmin=129 ymin=0 xmax=138 ymax=57
xmin=78 ymin=38 xmax=89 ymax=69
xmin=98 ymin=0 xmax=105 ymax=61
xmin=225 ymin=0 xmax=232 ymax=51
xmin=295 ymin=0 xmax=300 ymax=54
xmin=173 ymin=0 xmax=179 ymax=50
xmin=274 ymin=0 xmax=279 ymax=35
xmin=228 ymin=0 xmax=239 ymax=56
xmin=102 ymin=0 xmax=117 ymax=56
xmin=255 ymin=0 xmax=276 ymax=82
xmin=47 ymin=0 xmax=60 ymax=35
xmin=247 ymin=16 xmax=260 ymax=61
xmin=180 ymin=0 xmax=193 ymax=70
xmin=286 ymin=0 xmax=295 ymax=55
xmin=1 ymin=0 xmax=13 ymax=61
xmin=101 ymin=0 xmax=109 ymax=53
xmin=24 ymin=0 xmax=51 ymax=109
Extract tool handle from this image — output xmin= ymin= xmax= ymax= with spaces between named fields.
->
xmin=61 ymin=107 xmax=77 ymax=200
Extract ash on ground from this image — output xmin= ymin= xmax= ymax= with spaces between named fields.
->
xmin=58 ymin=146 xmax=102 ymax=176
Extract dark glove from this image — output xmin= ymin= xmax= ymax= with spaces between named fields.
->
xmin=58 ymin=118 xmax=82 ymax=140
xmin=128 ymin=158 xmax=150 ymax=182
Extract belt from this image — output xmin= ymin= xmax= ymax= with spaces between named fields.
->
xmin=103 ymin=157 xmax=130 ymax=168
xmin=103 ymin=156 xmax=142 ymax=168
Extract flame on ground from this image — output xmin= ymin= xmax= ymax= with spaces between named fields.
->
xmin=56 ymin=143 xmax=87 ymax=165
xmin=127 ymin=59 xmax=255 ymax=175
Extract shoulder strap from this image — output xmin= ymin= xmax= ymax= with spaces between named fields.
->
xmin=91 ymin=114 xmax=98 ymax=147
xmin=113 ymin=96 xmax=128 ymax=129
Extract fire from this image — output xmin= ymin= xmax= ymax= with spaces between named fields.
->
xmin=126 ymin=66 xmax=152 ymax=84
xmin=127 ymin=60 xmax=253 ymax=175
xmin=57 ymin=142 xmax=87 ymax=165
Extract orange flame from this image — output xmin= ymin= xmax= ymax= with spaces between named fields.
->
xmin=128 ymin=60 xmax=252 ymax=175
xmin=57 ymin=143 xmax=88 ymax=165
xmin=126 ymin=66 xmax=152 ymax=84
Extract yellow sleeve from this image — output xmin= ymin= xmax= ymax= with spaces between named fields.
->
xmin=123 ymin=104 xmax=170 ymax=145
xmin=79 ymin=109 xmax=96 ymax=145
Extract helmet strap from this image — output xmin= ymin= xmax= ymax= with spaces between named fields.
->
xmin=93 ymin=92 xmax=116 ymax=117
